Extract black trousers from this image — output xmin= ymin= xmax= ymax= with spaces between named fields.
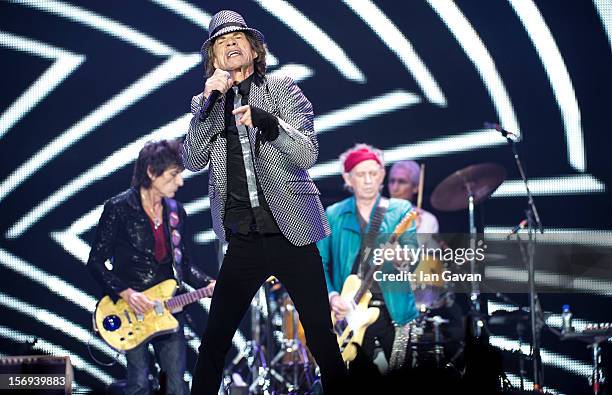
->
xmin=191 ymin=232 xmax=347 ymax=394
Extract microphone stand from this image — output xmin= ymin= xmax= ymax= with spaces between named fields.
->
xmin=506 ymin=133 xmax=545 ymax=392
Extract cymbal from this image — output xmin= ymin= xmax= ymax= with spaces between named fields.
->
xmin=430 ymin=163 xmax=506 ymax=212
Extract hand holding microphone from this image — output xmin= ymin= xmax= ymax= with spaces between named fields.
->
xmin=200 ymin=69 xmax=232 ymax=120
xmin=204 ymin=69 xmax=233 ymax=98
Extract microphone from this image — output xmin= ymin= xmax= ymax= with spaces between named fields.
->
xmin=199 ymin=70 xmax=231 ymax=121
xmin=506 ymin=219 xmax=528 ymax=239
xmin=484 ymin=122 xmax=520 ymax=141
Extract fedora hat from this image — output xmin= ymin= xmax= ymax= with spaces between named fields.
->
xmin=201 ymin=10 xmax=265 ymax=56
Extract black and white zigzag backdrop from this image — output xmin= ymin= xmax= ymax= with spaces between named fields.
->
xmin=1 ymin=1 xmax=611 ymax=393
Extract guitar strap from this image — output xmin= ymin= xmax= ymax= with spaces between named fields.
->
xmin=351 ymin=198 xmax=389 ymax=278
xmin=164 ymin=197 xmax=183 ymax=288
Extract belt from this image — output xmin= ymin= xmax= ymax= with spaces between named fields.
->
xmin=225 ymin=223 xmax=259 ymax=236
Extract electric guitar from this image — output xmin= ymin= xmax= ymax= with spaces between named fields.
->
xmin=332 ymin=210 xmax=417 ymax=362
xmin=94 ymin=279 xmax=213 ymax=351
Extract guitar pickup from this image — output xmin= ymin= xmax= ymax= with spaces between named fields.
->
xmin=153 ymin=301 xmax=164 ymax=316
xmin=123 ymin=310 xmax=133 ymax=324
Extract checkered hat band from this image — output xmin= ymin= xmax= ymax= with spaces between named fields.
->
xmin=210 ymin=21 xmax=247 ymax=38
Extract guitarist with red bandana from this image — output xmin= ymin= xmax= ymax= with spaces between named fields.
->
xmin=317 ymin=144 xmax=419 ymax=370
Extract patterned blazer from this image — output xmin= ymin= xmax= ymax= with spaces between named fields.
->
xmin=182 ymin=74 xmax=330 ymax=246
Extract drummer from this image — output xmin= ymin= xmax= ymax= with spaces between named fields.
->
xmin=388 ymin=160 xmax=439 ymax=233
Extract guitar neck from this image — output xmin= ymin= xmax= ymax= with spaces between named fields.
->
xmin=166 ymin=287 xmax=208 ymax=311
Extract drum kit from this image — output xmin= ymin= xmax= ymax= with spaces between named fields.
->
xmin=409 ymin=161 xmax=610 ymax=395
xmin=412 ymin=162 xmax=506 ymax=309
xmin=405 ymin=162 xmax=507 ymax=371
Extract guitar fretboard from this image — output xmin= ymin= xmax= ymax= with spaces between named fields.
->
xmin=165 ymin=287 xmax=209 ymax=311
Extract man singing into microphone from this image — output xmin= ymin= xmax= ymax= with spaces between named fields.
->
xmin=182 ymin=10 xmax=346 ymax=395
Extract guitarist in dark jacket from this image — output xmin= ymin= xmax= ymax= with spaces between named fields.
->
xmin=87 ymin=139 xmax=215 ymax=395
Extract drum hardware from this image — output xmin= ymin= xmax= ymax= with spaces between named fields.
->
xmin=412 ymin=232 xmax=464 ymax=312
xmin=412 ymin=255 xmax=447 ymax=311
xmin=273 ymin=296 xmax=316 ymax=392
xmin=489 ymin=308 xmax=532 ymax=391
xmin=413 ymin=163 xmax=460 ymax=323
xmin=431 ymin=163 xmax=506 ymax=338
xmin=412 ymin=163 xmax=458 ymax=312
xmin=406 ymin=312 xmax=454 ymax=369
xmin=555 ymin=323 xmax=612 ymax=395
xmin=223 ymin=279 xmax=318 ymax=394
xmin=426 ymin=315 xmax=450 ymax=368
xmin=223 ymin=285 xmax=272 ymax=394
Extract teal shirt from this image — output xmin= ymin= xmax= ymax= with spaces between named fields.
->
xmin=317 ymin=195 xmax=419 ymax=325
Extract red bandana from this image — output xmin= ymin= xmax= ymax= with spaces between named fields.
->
xmin=343 ymin=148 xmax=381 ymax=173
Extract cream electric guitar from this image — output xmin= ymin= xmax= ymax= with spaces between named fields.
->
xmin=332 ymin=210 xmax=417 ymax=363
xmin=94 ymin=279 xmax=212 ymax=351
